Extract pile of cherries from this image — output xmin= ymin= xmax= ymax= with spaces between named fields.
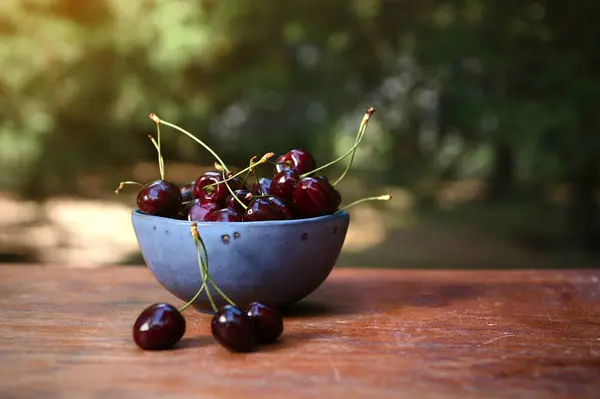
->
xmin=136 ymin=147 xmax=342 ymax=224
xmin=120 ymin=107 xmax=385 ymax=353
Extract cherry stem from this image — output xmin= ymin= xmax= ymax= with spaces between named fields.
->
xmin=188 ymin=222 xmax=218 ymax=312
xmin=155 ymin=121 xmax=165 ymax=180
xmin=150 ymin=114 xmax=246 ymax=210
xmin=147 ymin=135 xmax=165 ymax=180
xmin=150 ymin=114 xmax=230 ymax=174
xmin=336 ymin=194 xmax=392 ymax=213
xmin=196 ymin=232 xmax=236 ymax=307
xmin=113 ymin=181 xmax=144 ymax=194
xmin=202 ymin=152 xmax=274 ymax=190
xmin=178 ymin=248 xmax=207 ymax=313
xmin=300 ymin=107 xmax=375 ymax=180
xmin=333 ymin=107 xmax=375 ymax=186
xmin=248 ymin=156 xmax=263 ymax=195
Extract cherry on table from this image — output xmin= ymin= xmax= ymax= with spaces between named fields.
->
xmin=246 ymin=302 xmax=284 ymax=344
xmin=274 ymin=149 xmax=316 ymax=176
xmin=292 ymin=176 xmax=339 ymax=217
xmin=137 ymin=180 xmax=182 ymax=218
xmin=211 ymin=305 xmax=257 ymax=353
xmin=133 ymin=303 xmax=186 ymax=350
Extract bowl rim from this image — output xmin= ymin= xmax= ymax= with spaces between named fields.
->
xmin=131 ymin=208 xmax=349 ymax=227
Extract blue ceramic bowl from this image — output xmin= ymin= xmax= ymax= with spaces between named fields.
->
xmin=130 ymin=209 xmax=350 ymax=312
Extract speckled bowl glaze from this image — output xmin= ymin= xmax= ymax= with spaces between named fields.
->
xmin=130 ymin=209 xmax=350 ymax=312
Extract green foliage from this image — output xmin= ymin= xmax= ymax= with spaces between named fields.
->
xmin=0 ymin=0 xmax=599 ymax=248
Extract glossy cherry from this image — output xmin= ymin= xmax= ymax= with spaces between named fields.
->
xmin=267 ymin=196 xmax=296 ymax=219
xmin=226 ymin=189 xmax=254 ymax=213
xmin=180 ymin=181 xmax=196 ymax=202
xmin=211 ymin=305 xmax=257 ymax=353
xmin=194 ymin=172 xmax=241 ymax=206
xmin=275 ymin=149 xmax=316 ymax=176
xmin=292 ymin=176 xmax=339 ymax=217
xmin=208 ymin=208 xmax=243 ymax=222
xmin=246 ymin=302 xmax=284 ymax=344
xmin=243 ymin=197 xmax=288 ymax=222
xmin=251 ymin=177 xmax=272 ymax=195
xmin=187 ymin=199 xmax=220 ymax=222
xmin=269 ymin=169 xmax=300 ymax=201
xmin=133 ymin=303 xmax=186 ymax=350
xmin=136 ymin=180 xmax=182 ymax=218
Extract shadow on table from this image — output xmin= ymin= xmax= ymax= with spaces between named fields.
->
xmin=281 ymin=275 xmax=486 ymax=318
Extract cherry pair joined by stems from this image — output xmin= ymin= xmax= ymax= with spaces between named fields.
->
xmin=132 ymin=221 xmax=284 ymax=352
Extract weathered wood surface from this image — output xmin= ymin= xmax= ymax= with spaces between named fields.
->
xmin=0 ymin=265 xmax=599 ymax=399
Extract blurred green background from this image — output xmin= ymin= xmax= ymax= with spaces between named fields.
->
xmin=0 ymin=0 xmax=599 ymax=269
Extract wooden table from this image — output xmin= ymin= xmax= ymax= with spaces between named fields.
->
xmin=1 ymin=265 xmax=599 ymax=399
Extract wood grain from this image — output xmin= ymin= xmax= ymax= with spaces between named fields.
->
xmin=0 ymin=265 xmax=599 ymax=399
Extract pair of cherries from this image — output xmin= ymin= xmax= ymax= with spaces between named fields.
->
xmin=133 ymin=301 xmax=284 ymax=352
xmin=135 ymin=148 xmax=342 ymax=222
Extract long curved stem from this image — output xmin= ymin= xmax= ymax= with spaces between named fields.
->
xmin=300 ymin=107 xmax=375 ymax=180
xmin=150 ymin=114 xmax=248 ymax=210
xmin=197 ymin=233 xmax=236 ymax=307
xmin=197 ymin=238 xmax=217 ymax=312
xmin=333 ymin=108 xmax=374 ymax=186
xmin=150 ymin=114 xmax=230 ymax=175
xmin=336 ymin=194 xmax=392 ymax=213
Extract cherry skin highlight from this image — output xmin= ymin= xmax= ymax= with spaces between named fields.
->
xmin=187 ymin=199 xmax=220 ymax=222
xmin=136 ymin=180 xmax=182 ymax=218
xmin=246 ymin=302 xmax=284 ymax=344
xmin=211 ymin=305 xmax=257 ymax=353
xmin=274 ymin=149 xmax=316 ymax=176
xmin=226 ymin=189 xmax=253 ymax=213
xmin=180 ymin=181 xmax=197 ymax=202
xmin=267 ymin=196 xmax=296 ymax=219
xmin=292 ymin=176 xmax=339 ymax=217
xmin=269 ymin=169 xmax=300 ymax=201
xmin=194 ymin=172 xmax=241 ymax=206
xmin=133 ymin=303 xmax=186 ymax=350
xmin=243 ymin=198 xmax=288 ymax=222
xmin=208 ymin=208 xmax=243 ymax=222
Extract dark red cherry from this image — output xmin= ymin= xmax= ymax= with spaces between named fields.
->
xmin=269 ymin=169 xmax=300 ymax=200
xmin=250 ymin=177 xmax=272 ymax=195
xmin=332 ymin=187 xmax=342 ymax=209
xmin=187 ymin=199 xmax=220 ymax=221
xmin=180 ymin=181 xmax=196 ymax=202
xmin=259 ymin=177 xmax=272 ymax=195
xmin=208 ymin=208 xmax=243 ymax=222
xmin=136 ymin=180 xmax=182 ymax=218
xmin=275 ymin=149 xmax=316 ymax=176
xmin=133 ymin=303 xmax=186 ymax=350
xmin=226 ymin=189 xmax=253 ymax=213
xmin=194 ymin=172 xmax=241 ymax=206
xmin=292 ymin=176 xmax=339 ymax=217
xmin=246 ymin=302 xmax=284 ymax=344
xmin=211 ymin=305 xmax=257 ymax=353
xmin=243 ymin=198 xmax=288 ymax=222
xmin=267 ymin=196 xmax=296 ymax=219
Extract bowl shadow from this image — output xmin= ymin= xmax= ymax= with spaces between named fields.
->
xmin=279 ymin=274 xmax=486 ymax=318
